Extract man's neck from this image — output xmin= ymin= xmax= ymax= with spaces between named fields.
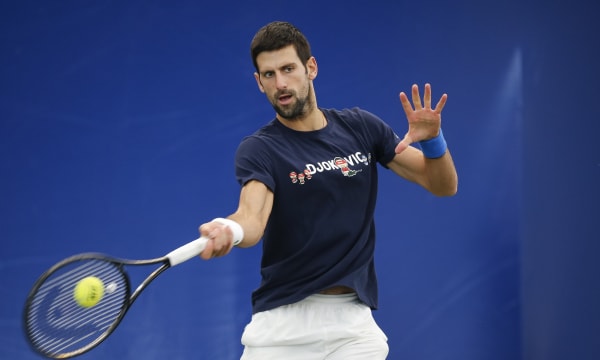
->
xmin=277 ymin=108 xmax=326 ymax=132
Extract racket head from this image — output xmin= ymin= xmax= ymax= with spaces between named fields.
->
xmin=23 ymin=254 xmax=131 ymax=359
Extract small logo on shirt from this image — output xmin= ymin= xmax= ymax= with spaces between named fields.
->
xmin=334 ymin=157 xmax=362 ymax=177
xmin=289 ymin=169 xmax=312 ymax=185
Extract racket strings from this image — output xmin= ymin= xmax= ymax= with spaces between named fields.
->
xmin=25 ymin=259 xmax=129 ymax=358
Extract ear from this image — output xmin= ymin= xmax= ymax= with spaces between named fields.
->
xmin=254 ymin=72 xmax=265 ymax=93
xmin=307 ymin=56 xmax=318 ymax=80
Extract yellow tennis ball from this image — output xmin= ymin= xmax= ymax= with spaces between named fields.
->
xmin=73 ymin=276 xmax=104 ymax=308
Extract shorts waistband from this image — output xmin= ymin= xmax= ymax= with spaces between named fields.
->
xmin=304 ymin=292 xmax=358 ymax=304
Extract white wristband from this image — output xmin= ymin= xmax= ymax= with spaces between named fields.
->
xmin=212 ymin=218 xmax=244 ymax=246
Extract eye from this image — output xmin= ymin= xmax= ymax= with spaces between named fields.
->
xmin=284 ymin=66 xmax=294 ymax=73
xmin=262 ymin=71 xmax=274 ymax=78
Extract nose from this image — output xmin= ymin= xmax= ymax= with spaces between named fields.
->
xmin=275 ymin=73 xmax=287 ymax=90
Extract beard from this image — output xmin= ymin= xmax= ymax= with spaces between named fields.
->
xmin=270 ymin=83 xmax=314 ymax=121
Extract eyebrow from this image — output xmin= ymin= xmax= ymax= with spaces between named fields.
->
xmin=260 ymin=62 xmax=297 ymax=74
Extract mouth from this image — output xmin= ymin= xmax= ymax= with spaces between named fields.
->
xmin=277 ymin=92 xmax=293 ymax=105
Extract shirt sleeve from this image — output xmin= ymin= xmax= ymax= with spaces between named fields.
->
xmin=354 ymin=108 xmax=402 ymax=167
xmin=234 ymin=135 xmax=276 ymax=192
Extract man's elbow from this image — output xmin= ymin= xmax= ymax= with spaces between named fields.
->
xmin=431 ymin=179 xmax=458 ymax=197
xmin=436 ymin=187 xmax=458 ymax=197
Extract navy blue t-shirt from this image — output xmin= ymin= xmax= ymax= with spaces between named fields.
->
xmin=235 ymin=107 xmax=401 ymax=314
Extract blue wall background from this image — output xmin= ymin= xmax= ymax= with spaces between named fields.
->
xmin=1 ymin=1 xmax=598 ymax=359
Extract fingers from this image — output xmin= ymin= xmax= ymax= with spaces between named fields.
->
xmin=413 ymin=83 xmax=435 ymax=109
xmin=434 ymin=93 xmax=448 ymax=114
xmin=411 ymin=84 xmax=422 ymax=110
xmin=198 ymin=222 xmax=234 ymax=260
xmin=199 ymin=239 xmax=214 ymax=260
xmin=423 ymin=83 xmax=431 ymax=109
xmin=399 ymin=91 xmax=414 ymax=114
xmin=401 ymin=84 xmax=447 ymax=114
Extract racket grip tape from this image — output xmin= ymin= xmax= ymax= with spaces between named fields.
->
xmin=166 ymin=237 xmax=208 ymax=266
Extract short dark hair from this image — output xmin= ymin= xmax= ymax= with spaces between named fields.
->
xmin=250 ymin=21 xmax=312 ymax=73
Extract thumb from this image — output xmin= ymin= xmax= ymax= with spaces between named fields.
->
xmin=395 ymin=133 xmax=412 ymax=154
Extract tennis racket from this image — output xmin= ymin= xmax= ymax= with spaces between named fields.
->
xmin=23 ymin=237 xmax=209 ymax=359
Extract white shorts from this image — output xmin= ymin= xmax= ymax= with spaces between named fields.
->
xmin=240 ymin=293 xmax=389 ymax=360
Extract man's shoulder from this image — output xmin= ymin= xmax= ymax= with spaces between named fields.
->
xmin=323 ymin=106 xmax=367 ymax=117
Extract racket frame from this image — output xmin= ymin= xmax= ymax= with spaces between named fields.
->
xmin=24 ymin=253 xmax=168 ymax=359
xmin=23 ymin=237 xmax=208 ymax=358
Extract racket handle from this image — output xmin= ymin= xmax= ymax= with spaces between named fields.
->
xmin=166 ymin=237 xmax=208 ymax=266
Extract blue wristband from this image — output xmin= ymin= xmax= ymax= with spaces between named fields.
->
xmin=419 ymin=128 xmax=447 ymax=159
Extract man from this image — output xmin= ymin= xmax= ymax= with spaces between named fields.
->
xmin=198 ymin=21 xmax=458 ymax=359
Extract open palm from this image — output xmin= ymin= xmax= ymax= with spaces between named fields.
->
xmin=395 ymin=83 xmax=447 ymax=154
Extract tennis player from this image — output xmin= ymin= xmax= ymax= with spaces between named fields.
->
xmin=198 ymin=21 xmax=458 ymax=359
